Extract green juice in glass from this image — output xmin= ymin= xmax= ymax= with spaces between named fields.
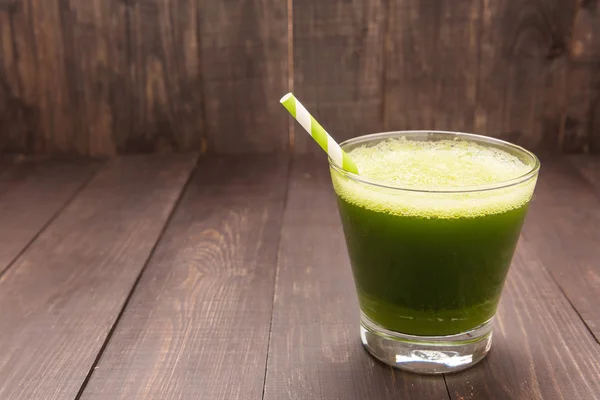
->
xmin=330 ymin=134 xmax=538 ymax=338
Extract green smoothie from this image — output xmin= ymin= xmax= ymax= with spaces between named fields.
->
xmin=331 ymin=137 xmax=537 ymax=336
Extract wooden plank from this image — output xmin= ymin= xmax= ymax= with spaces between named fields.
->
xmin=0 ymin=0 xmax=201 ymax=156
xmin=293 ymin=0 xmax=385 ymax=153
xmin=80 ymin=155 xmax=288 ymax=399
xmin=0 ymin=160 xmax=99 ymax=275
xmin=0 ymin=0 xmax=130 ymax=156
xmin=200 ymin=0 xmax=288 ymax=153
xmin=0 ymin=0 xmax=44 ymax=153
xmin=0 ymin=154 xmax=197 ymax=399
xmin=5 ymin=0 xmax=90 ymax=154
xmin=62 ymin=0 xmax=130 ymax=156
xmin=263 ymin=155 xmax=450 ymax=400
xmin=445 ymin=241 xmax=600 ymax=399
xmin=126 ymin=0 xmax=204 ymax=153
xmin=384 ymin=0 xmax=574 ymax=150
xmin=384 ymin=0 xmax=481 ymax=133
xmin=516 ymin=157 xmax=600 ymax=341
xmin=563 ymin=0 xmax=600 ymax=153
xmin=473 ymin=0 xmax=574 ymax=150
xmin=28 ymin=0 xmax=81 ymax=153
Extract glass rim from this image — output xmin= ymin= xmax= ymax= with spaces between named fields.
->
xmin=328 ymin=130 xmax=541 ymax=194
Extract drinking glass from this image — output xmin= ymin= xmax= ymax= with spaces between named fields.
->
xmin=329 ymin=131 xmax=540 ymax=374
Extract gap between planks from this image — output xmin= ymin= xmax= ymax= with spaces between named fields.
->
xmin=0 ymin=154 xmax=199 ymax=400
xmin=261 ymin=156 xmax=294 ymax=400
xmin=77 ymin=154 xmax=290 ymax=400
xmin=74 ymin=155 xmax=201 ymax=400
xmin=0 ymin=160 xmax=103 ymax=278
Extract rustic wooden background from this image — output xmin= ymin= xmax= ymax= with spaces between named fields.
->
xmin=0 ymin=0 xmax=598 ymax=156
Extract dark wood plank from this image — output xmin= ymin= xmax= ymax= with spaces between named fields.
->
xmin=80 ymin=155 xmax=288 ymax=399
xmin=564 ymin=0 xmax=600 ymax=153
xmin=0 ymin=0 xmax=47 ymax=153
xmin=0 ymin=154 xmax=197 ymax=399
xmin=62 ymin=0 xmax=130 ymax=156
xmin=2 ymin=0 xmax=595 ymax=156
xmin=0 ymin=2 xmax=27 ymax=153
xmin=200 ymin=0 xmax=288 ymax=153
xmin=384 ymin=0 xmax=574 ymax=150
xmin=474 ymin=0 xmax=574 ymax=150
xmin=263 ymin=155 xmax=450 ymax=400
xmin=384 ymin=0 xmax=481 ymax=133
xmin=0 ymin=0 xmax=130 ymax=156
xmin=293 ymin=0 xmax=385 ymax=153
xmin=445 ymin=240 xmax=600 ymax=399
xmin=516 ymin=157 xmax=600 ymax=341
xmin=126 ymin=0 xmax=204 ymax=153
xmin=29 ymin=0 xmax=81 ymax=153
xmin=0 ymin=0 xmax=202 ymax=155
xmin=0 ymin=160 xmax=99 ymax=275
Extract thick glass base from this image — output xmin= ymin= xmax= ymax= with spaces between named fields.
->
xmin=360 ymin=313 xmax=493 ymax=374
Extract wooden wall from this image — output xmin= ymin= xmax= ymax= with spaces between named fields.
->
xmin=0 ymin=0 xmax=598 ymax=156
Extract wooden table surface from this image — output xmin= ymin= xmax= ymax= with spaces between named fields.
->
xmin=0 ymin=153 xmax=599 ymax=400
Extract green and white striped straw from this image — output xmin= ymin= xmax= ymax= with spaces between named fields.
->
xmin=280 ymin=93 xmax=359 ymax=174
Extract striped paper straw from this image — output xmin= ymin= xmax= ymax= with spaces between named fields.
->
xmin=280 ymin=93 xmax=359 ymax=174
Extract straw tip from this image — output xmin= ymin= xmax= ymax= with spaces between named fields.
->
xmin=280 ymin=93 xmax=293 ymax=104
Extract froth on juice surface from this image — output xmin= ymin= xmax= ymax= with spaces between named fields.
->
xmin=330 ymin=136 xmax=538 ymax=336
xmin=349 ymin=137 xmax=530 ymax=187
xmin=332 ymin=137 xmax=536 ymax=219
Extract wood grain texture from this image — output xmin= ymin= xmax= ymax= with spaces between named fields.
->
xmin=200 ymin=0 xmax=288 ymax=153
xmin=474 ymin=0 xmax=574 ymax=150
xmin=0 ymin=0 xmax=59 ymax=153
xmin=80 ymin=155 xmax=289 ymax=399
xmin=24 ymin=0 xmax=79 ymax=153
xmin=62 ymin=0 xmax=130 ymax=156
xmin=452 ymin=238 xmax=600 ymax=399
xmin=0 ymin=154 xmax=197 ymax=399
xmin=0 ymin=160 xmax=99 ymax=275
xmin=384 ymin=0 xmax=482 ymax=133
xmin=293 ymin=0 xmax=385 ymax=153
xmin=445 ymin=243 xmax=600 ymax=399
xmin=1 ymin=0 xmax=598 ymax=155
xmin=386 ymin=0 xmax=574 ymax=150
xmin=0 ymin=0 xmax=286 ymax=155
xmin=0 ymin=0 xmax=130 ymax=156
xmin=0 ymin=0 xmax=31 ymax=153
xmin=263 ymin=155 xmax=450 ymax=400
xmin=518 ymin=157 xmax=600 ymax=342
xmin=563 ymin=0 xmax=600 ymax=152
xmin=126 ymin=0 xmax=204 ymax=153
xmin=0 ymin=0 xmax=204 ymax=155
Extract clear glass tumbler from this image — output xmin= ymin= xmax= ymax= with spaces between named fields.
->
xmin=329 ymin=131 xmax=540 ymax=374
